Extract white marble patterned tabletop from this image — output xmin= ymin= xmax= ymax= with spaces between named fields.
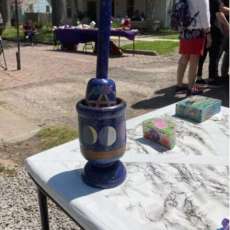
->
xmin=25 ymin=103 xmax=229 ymax=230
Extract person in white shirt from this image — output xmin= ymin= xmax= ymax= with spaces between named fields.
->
xmin=176 ymin=0 xmax=211 ymax=96
xmin=0 ymin=12 xmax=4 ymax=35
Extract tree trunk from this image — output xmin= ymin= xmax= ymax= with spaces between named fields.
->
xmin=51 ymin=0 xmax=67 ymax=26
xmin=1 ymin=0 xmax=11 ymax=26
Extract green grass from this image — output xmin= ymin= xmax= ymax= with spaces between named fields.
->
xmin=37 ymin=126 xmax=78 ymax=151
xmin=36 ymin=29 xmax=54 ymax=43
xmin=112 ymin=21 xmax=121 ymax=28
xmin=122 ymin=40 xmax=178 ymax=55
xmin=2 ymin=26 xmax=54 ymax=44
xmin=158 ymin=33 xmax=179 ymax=40
xmin=0 ymin=164 xmax=17 ymax=177
xmin=142 ymin=28 xmax=179 ymax=40
xmin=2 ymin=26 xmax=24 ymax=40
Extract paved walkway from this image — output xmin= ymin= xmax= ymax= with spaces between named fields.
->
xmin=0 ymin=106 xmax=39 ymax=143
xmin=0 ymin=44 xmax=228 ymax=145
xmin=0 ymin=44 xmax=177 ymax=142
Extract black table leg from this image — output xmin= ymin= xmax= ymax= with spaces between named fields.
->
xmin=37 ymin=188 xmax=50 ymax=230
xmin=133 ymin=39 xmax=135 ymax=56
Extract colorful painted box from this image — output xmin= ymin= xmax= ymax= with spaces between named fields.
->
xmin=143 ymin=118 xmax=176 ymax=149
xmin=176 ymin=96 xmax=221 ymax=123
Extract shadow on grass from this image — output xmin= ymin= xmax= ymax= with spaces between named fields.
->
xmin=132 ymin=83 xmax=229 ymax=110
xmin=132 ymin=85 xmax=186 ymax=110
xmin=47 ymin=48 xmax=129 ymax=58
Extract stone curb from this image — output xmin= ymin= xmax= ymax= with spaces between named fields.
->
xmin=122 ymin=49 xmax=158 ymax=56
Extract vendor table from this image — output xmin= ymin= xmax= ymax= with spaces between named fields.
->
xmin=54 ymin=28 xmax=138 ymax=53
xmin=25 ymin=103 xmax=229 ymax=230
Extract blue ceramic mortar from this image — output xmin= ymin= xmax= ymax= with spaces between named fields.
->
xmin=76 ymin=0 xmax=127 ymax=188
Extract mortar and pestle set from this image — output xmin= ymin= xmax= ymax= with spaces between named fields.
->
xmin=77 ymin=0 xmax=127 ymax=189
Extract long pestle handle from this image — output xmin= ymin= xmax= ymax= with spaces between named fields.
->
xmin=96 ymin=0 xmax=112 ymax=79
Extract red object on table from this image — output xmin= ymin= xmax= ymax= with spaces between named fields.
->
xmin=122 ymin=17 xmax=131 ymax=30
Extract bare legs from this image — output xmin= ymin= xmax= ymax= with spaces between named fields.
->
xmin=188 ymin=55 xmax=199 ymax=89
xmin=177 ymin=55 xmax=189 ymax=87
xmin=177 ymin=54 xmax=200 ymax=89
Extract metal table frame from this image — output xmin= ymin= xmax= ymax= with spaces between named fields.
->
xmin=117 ymin=35 xmax=136 ymax=56
xmin=29 ymin=174 xmax=85 ymax=230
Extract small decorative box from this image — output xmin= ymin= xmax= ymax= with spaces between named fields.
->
xmin=176 ymin=96 xmax=221 ymax=123
xmin=143 ymin=118 xmax=176 ymax=149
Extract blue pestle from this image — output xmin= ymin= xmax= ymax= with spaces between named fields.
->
xmin=86 ymin=0 xmax=116 ymax=107
xmin=77 ymin=0 xmax=127 ymax=189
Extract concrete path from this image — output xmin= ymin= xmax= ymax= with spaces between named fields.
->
xmin=0 ymin=106 xmax=39 ymax=143
xmin=0 ymin=44 xmax=228 ymax=146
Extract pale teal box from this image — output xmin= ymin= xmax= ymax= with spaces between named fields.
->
xmin=176 ymin=96 xmax=221 ymax=123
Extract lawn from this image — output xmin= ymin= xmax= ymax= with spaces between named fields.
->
xmin=37 ymin=126 xmax=78 ymax=151
xmin=2 ymin=26 xmax=178 ymax=54
xmin=2 ymin=26 xmax=54 ymax=44
xmin=157 ymin=33 xmax=179 ymax=40
xmin=122 ymin=40 xmax=178 ymax=55
xmin=2 ymin=26 xmax=24 ymax=40
xmin=141 ymin=29 xmax=179 ymax=40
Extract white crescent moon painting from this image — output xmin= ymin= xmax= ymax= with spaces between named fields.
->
xmin=99 ymin=126 xmax=117 ymax=146
xmin=83 ymin=126 xmax=98 ymax=145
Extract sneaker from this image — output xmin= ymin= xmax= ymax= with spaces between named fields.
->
xmin=175 ymin=85 xmax=188 ymax=93
xmin=208 ymin=79 xmax=224 ymax=87
xmin=187 ymin=85 xmax=203 ymax=96
xmin=195 ymin=79 xmax=207 ymax=84
xmin=219 ymin=75 xmax=229 ymax=83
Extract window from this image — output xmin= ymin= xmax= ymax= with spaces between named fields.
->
xmin=29 ymin=4 xmax=34 ymax=13
xmin=66 ymin=0 xmax=72 ymax=18
xmin=46 ymin=5 xmax=50 ymax=13
xmin=87 ymin=0 xmax=97 ymax=21
xmin=127 ymin=0 xmax=134 ymax=18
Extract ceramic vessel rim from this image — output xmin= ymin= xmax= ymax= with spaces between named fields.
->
xmin=77 ymin=98 xmax=126 ymax=112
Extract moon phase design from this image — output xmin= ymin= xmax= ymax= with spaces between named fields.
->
xmin=99 ymin=126 xmax=117 ymax=146
xmin=82 ymin=126 xmax=98 ymax=145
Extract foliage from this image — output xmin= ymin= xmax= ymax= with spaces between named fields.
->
xmin=36 ymin=25 xmax=54 ymax=43
xmin=111 ymin=20 xmax=121 ymax=28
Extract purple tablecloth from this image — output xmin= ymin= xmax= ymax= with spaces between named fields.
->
xmin=54 ymin=28 xmax=138 ymax=45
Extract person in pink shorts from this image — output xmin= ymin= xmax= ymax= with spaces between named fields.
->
xmin=176 ymin=0 xmax=212 ymax=95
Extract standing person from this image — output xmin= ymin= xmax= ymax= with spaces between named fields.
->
xmin=196 ymin=0 xmax=228 ymax=85
xmin=23 ymin=20 xmax=36 ymax=44
xmin=121 ymin=16 xmax=131 ymax=30
xmin=218 ymin=0 xmax=229 ymax=81
xmin=176 ymin=0 xmax=211 ymax=95
xmin=0 ymin=11 xmax=4 ymax=36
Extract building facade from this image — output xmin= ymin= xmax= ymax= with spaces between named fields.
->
xmin=75 ymin=0 xmax=173 ymax=27
xmin=20 ymin=0 xmax=52 ymax=14
xmin=17 ymin=0 xmax=52 ymax=24
xmin=9 ymin=0 xmax=172 ymax=28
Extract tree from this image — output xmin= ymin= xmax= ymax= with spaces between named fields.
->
xmin=51 ymin=0 xmax=67 ymax=26
xmin=0 ymin=0 xmax=11 ymax=26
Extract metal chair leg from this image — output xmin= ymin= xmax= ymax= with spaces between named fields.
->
xmin=0 ymin=38 xmax=7 ymax=70
xmin=37 ymin=188 xmax=50 ymax=230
